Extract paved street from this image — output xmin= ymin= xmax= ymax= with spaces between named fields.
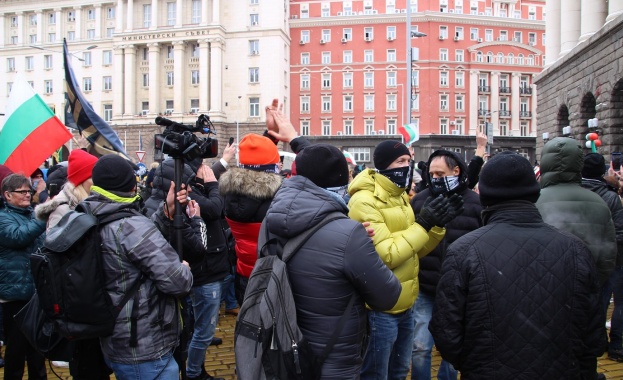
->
xmin=3 ymin=306 xmax=623 ymax=379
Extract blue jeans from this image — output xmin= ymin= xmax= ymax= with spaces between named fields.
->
xmin=221 ymin=266 xmax=238 ymax=310
xmin=411 ymin=292 xmax=457 ymax=380
xmin=187 ymin=281 xmax=222 ymax=378
xmin=603 ymin=266 xmax=623 ymax=351
xmin=105 ymin=349 xmax=177 ymax=380
xmin=361 ymin=305 xmax=416 ymax=380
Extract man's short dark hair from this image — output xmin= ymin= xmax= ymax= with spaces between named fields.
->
xmin=2 ymin=174 xmax=30 ymax=194
xmin=433 ymin=154 xmax=461 ymax=174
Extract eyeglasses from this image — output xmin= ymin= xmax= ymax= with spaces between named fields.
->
xmin=10 ymin=190 xmax=35 ymax=196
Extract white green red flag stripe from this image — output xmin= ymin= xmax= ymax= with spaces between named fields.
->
xmin=343 ymin=150 xmax=358 ymax=166
xmin=398 ymin=123 xmax=419 ymax=146
xmin=0 ymin=79 xmax=72 ymax=176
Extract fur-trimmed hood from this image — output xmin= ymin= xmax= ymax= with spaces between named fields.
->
xmin=34 ymin=183 xmax=78 ymax=222
xmin=219 ymin=167 xmax=282 ymax=199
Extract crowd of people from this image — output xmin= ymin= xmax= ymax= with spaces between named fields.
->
xmin=0 ymin=100 xmax=621 ymax=380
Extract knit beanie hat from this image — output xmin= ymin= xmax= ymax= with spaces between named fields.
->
xmin=295 ymin=144 xmax=349 ymax=188
xmin=0 ymin=165 xmax=13 ymax=186
xmin=373 ymin=140 xmax=411 ymax=170
xmin=478 ymin=151 xmax=541 ymax=206
xmin=46 ymin=163 xmax=68 ymax=192
xmin=238 ymin=134 xmax=280 ymax=169
xmin=582 ymin=153 xmax=606 ymax=179
xmin=92 ymin=155 xmax=137 ymax=193
xmin=67 ymin=149 xmax=98 ymax=186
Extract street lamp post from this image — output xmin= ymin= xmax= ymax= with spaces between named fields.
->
xmin=406 ymin=5 xmax=426 ymax=128
xmin=30 ymin=44 xmax=98 ymax=61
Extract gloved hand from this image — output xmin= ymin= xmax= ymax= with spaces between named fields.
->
xmin=438 ymin=193 xmax=465 ymax=227
xmin=416 ymin=195 xmax=450 ymax=231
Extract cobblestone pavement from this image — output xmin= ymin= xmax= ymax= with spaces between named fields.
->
xmin=3 ymin=306 xmax=623 ymax=379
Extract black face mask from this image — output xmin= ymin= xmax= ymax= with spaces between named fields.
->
xmin=430 ymin=175 xmax=460 ymax=195
xmin=377 ymin=166 xmax=411 ymax=189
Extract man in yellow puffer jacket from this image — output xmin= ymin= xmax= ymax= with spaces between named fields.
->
xmin=349 ymin=140 xmax=463 ymax=379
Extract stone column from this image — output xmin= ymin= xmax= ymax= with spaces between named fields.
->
xmin=74 ymin=7 xmax=81 ymax=40
xmin=511 ymin=73 xmax=520 ymax=135
xmin=16 ymin=12 xmax=23 ymax=44
xmin=545 ymin=0 xmax=561 ymax=64
xmin=199 ymin=39 xmax=210 ymax=113
xmin=490 ymin=71 xmax=500 ymax=133
xmin=559 ymin=0 xmax=581 ymax=57
xmin=176 ymin=0 xmax=183 ymax=28
xmin=36 ymin=11 xmax=43 ymax=43
xmin=201 ymin=0 xmax=209 ymax=25
xmin=469 ymin=70 xmax=479 ymax=134
xmin=123 ymin=45 xmax=137 ymax=116
xmin=580 ymin=0 xmax=607 ymax=42
xmin=113 ymin=46 xmax=125 ymax=117
xmin=608 ymin=0 xmax=623 ymax=22
xmin=116 ymin=0 xmax=124 ymax=32
xmin=173 ymin=41 xmax=185 ymax=114
xmin=54 ymin=9 xmax=61 ymax=40
xmin=150 ymin=0 xmax=158 ymax=29
xmin=94 ymin=5 xmax=102 ymax=39
xmin=209 ymin=38 xmax=223 ymax=116
xmin=212 ymin=0 xmax=220 ymax=24
xmin=0 ymin=14 xmax=6 ymax=48
xmin=126 ymin=0 xmax=134 ymax=31
xmin=148 ymin=43 xmax=161 ymax=115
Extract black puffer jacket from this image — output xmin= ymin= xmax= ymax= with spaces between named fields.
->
xmin=264 ymin=175 xmax=401 ymax=379
xmin=411 ymin=150 xmax=483 ymax=296
xmin=430 ymin=201 xmax=606 ymax=379
xmin=582 ymin=178 xmax=623 ymax=266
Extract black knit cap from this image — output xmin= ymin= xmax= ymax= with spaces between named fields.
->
xmin=479 ymin=151 xmax=540 ymax=206
xmin=92 ymin=154 xmax=137 ymax=193
xmin=373 ymin=140 xmax=411 ymax=170
xmin=46 ymin=163 xmax=68 ymax=192
xmin=295 ymin=144 xmax=349 ymax=188
xmin=582 ymin=153 xmax=606 ymax=179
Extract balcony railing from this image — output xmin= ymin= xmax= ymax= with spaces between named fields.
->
xmin=519 ymin=111 xmax=532 ymax=118
xmin=478 ymin=109 xmax=489 ymax=116
xmin=520 ymin=87 xmax=533 ymax=95
xmin=499 ymin=86 xmax=511 ymax=93
xmin=499 ymin=110 xmax=511 ymax=117
xmin=478 ymin=85 xmax=490 ymax=93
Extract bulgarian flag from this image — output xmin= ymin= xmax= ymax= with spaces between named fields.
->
xmin=0 ymin=79 xmax=72 ymax=176
xmin=343 ymin=150 xmax=358 ymax=166
xmin=398 ymin=123 xmax=419 ymax=146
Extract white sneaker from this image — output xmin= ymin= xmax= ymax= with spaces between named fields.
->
xmin=52 ymin=361 xmax=69 ymax=368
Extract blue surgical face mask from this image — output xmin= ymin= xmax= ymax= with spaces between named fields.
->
xmin=377 ymin=166 xmax=411 ymax=189
xmin=430 ymin=175 xmax=460 ymax=195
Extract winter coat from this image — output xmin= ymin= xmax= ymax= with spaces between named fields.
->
xmin=218 ymin=167 xmax=282 ymax=278
xmin=582 ymin=178 xmax=623 ymax=266
xmin=537 ymin=138 xmax=617 ymax=285
xmin=82 ymin=190 xmax=193 ymax=364
xmin=0 ymin=203 xmax=46 ymax=301
xmin=348 ymin=168 xmax=445 ymax=314
xmin=264 ymin=175 xmax=401 ymax=379
xmin=430 ymin=201 xmax=606 ymax=379
xmin=411 ymin=150 xmax=482 ymax=296
xmin=35 ymin=182 xmax=80 ymax=230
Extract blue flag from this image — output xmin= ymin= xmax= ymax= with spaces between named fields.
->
xmin=63 ymin=39 xmax=128 ymax=158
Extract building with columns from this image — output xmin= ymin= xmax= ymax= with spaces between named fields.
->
xmin=289 ymin=0 xmax=543 ymax=164
xmin=536 ymin=1 xmax=623 ymax=161
xmin=0 ymin=0 xmax=290 ymax=164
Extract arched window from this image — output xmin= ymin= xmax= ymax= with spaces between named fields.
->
xmin=517 ymin=54 xmax=524 ymax=65
xmin=476 ymin=51 xmax=483 ymax=62
xmin=526 ymin=54 xmax=534 ymax=65
xmin=486 ymin=52 xmax=493 ymax=63
xmin=507 ymin=53 xmax=514 ymax=64
xmin=497 ymin=52 xmax=504 ymax=63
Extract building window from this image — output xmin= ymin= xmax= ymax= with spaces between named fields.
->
xmin=87 ymin=8 xmax=96 ymax=20
xmin=439 ymin=26 xmax=448 ymax=39
xmin=48 ymin=33 xmax=56 ymax=43
xmin=322 ymin=96 xmax=331 ymax=112
xmin=167 ymin=72 xmax=174 ymax=86
xmin=249 ymin=40 xmax=259 ymax=55
xmin=107 ymin=28 xmax=114 ymax=37
xmin=301 ymin=96 xmax=310 ymax=113
xmin=191 ymin=44 xmax=199 ymax=58
xmin=10 ymin=36 xmax=17 ymax=45
xmin=343 ymin=28 xmax=352 ymax=40
xmin=301 ymin=30 xmax=310 ymax=43
xmin=191 ymin=70 xmax=200 ymax=85
xmin=165 ymin=100 xmax=174 ymax=114
xmin=25 ymin=56 xmax=34 ymax=70
xmin=301 ymin=120 xmax=310 ymax=135
xmin=412 ymin=69 xmax=419 ymax=86
xmin=249 ymin=67 xmax=259 ymax=83
xmin=456 ymin=71 xmax=464 ymax=87
xmin=440 ymin=95 xmax=448 ymax=111
xmin=455 ymin=27 xmax=464 ymax=40
xmin=103 ymin=76 xmax=112 ymax=90
xmin=103 ymin=105 xmax=112 ymax=121
xmin=364 ymin=27 xmax=373 ymax=40
xmin=500 ymin=121 xmax=508 ymax=136
xmin=191 ymin=0 xmax=201 ymax=23
xmin=348 ymin=147 xmax=371 ymax=162
xmin=440 ymin=119 xmax=448 ymax=134
xmin=343 ymin=72 xmax=353 ymax=88
xmin=49 ymin=12 xmax=56 ymax=24
xmin=43 ymin=55 xmax=52 ymax=69
xmin=528 ymin=33 xmax=536 ymax=45
xmin=301 ymin=74 xmax=310 ymax=89
xmin=499 ymin=30 xmax=508 ymax=41
xmin=485 ymin=29 xmax=493 ymax=42
xmin=520 ymin=122 xmax=529 ymax=136
xmin=387 ymin=119 xmax=396 ymax=135
xmin=301 ymin=53 xmax=310 ymax=65
xmin=343 ymin=120 xmax=353 ymax=135
xmin=67 ymin=11 xmax=75 ymax=22
xmin=250 ymin=14 xmax=259 ymax=25
xmin=365 ymin=95 xmax=374 ymax=111
xmin=143 ymin=5 xmax=152 ymax=27
xmin=142 ymin=73 xmax=149 ymax=87
xmin=456 ymin=95 xmax=464 ymax=111
xmin=470 ymin=28 xmax=478 ymax=40
xmin=249 ymin=97 xmax=260 ymax=117
xmin=364 ymin=50 xmax=373 ymax=62
xmin=30 ymin=34 xmax=37 ymax=43
xmin=322 ymin=52 xmax=331 ymax=64
xmin=387 ymin=94 xmax=397 ymax=111
xmin=440 ymin=71 xmax=448 ymax=87
xmin=30 ymin=14 xmax=37 ymax=26
xmin=412 ymin=93 xmax=419 ymax=110
xmin=67 ymin=31 xmax=75 ymax=41
xmin=455 ymin=49 xmax=464 ymax=62
xmin=344 ymin=96 xmax=353 ymax=112
xmin=10 ymin=16 xmax=18 ymax=27
xmin=167 ymin=2 xmax=176 ymax=25
xmin=7 ymin=58 xmax=15 ymax=72
xmin=82 ymin=52 xmax=91 ymax=66
xmin=103 ymin=51 xmax=112 ymax=65
xmin=365 ymin=120 xmax=375 ymax=135
xmin=322 ymin=120 xmax=331 ymax=136
xmin=321 ymin=29 xmax=331 ymax=42
xmin=440 ymin=49 xmax=448 ymax=61
xmin=44 ymin=80 xmax=53 ymax=94
xmin=387 ymin=71 xmax=397 ymax=87
xmin=322 ymin=73 xmax=331 ymax=89
xmin=387 ymin=49 xmax=396 ymax=62
xmin=364 ymin=72 xmax=374 ymax=88
xmin=387 ymin=26 xmax=396 ymax=40
xmin=83 ymin=77 xmax=92 ymax=92
xmin=87 ymin=29 xmax=95 ymax=39
xmin=514 ymin=31 xmax=522 ymax=43
xmin=142 ymin=102 xmax=150 ymax=115
xmin=107 ymin=7 xmax=116 ymax=19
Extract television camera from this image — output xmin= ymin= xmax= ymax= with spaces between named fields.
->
xmin=154 ymin=114 xmax=218 ymax=161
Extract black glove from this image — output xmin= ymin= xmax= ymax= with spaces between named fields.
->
xmin=438 ymin=193 xmax=464 ymax=227
xmin=416 ymin=195 xmax=450 ymax=231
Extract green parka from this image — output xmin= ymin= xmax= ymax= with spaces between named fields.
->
xmin=537 ymin=137 xmax=616 ymax=285
xmin=348 ymin=169 xmax=445 ymax=314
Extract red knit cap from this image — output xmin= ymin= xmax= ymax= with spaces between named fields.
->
xmin=67 ymin=149 xmax=98 ymax=186
xmin=238 ymin=134 xmax=280 ymax=165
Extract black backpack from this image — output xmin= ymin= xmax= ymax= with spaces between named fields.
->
xmin=30 ymin=202 xmax=144 ymax=343
xmin=234 ymin=212 xmax=356 ymax=380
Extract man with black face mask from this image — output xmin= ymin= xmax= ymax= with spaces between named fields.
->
xmin=349 ymin=141 xmax=463 ymax=379
xmin=409 ymin=150 xmax=482 ymax=380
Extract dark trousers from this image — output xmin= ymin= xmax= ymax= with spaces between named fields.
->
xmin=235 ymin=275 xmax=249 ymax=307
xmin=2 ymin=300 xmax=46 ymax=380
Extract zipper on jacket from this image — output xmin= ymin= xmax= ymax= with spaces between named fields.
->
xmin=270 ymin=272 xmax=303 ymax=374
